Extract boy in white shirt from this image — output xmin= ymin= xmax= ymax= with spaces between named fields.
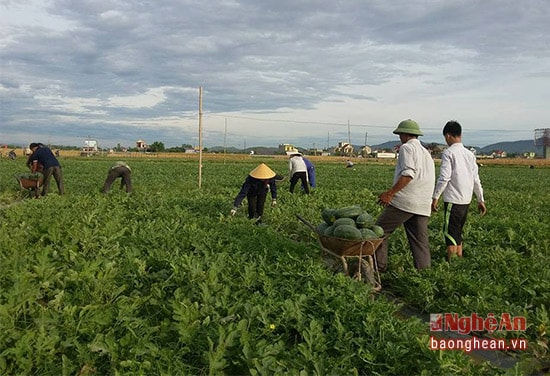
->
xmin=432 ymin=121 xmax=487 ymax=260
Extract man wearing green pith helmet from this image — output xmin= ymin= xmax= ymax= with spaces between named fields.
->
xmin=375 ymin=119 xmax=435 ymax=272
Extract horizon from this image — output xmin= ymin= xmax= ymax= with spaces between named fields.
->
xmin=2 ymin=138 xmax=540 ymax=153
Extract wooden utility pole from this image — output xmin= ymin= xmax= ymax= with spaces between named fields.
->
xmin=364 ymin=131 xmax=368 ymax=171
xmin=198 ymin=87 xmax=203 ymax=188
xmin=347 ymin=120 xmax=352 ymax=156
xmin=223 ymin=118 xmax=227 ymax=164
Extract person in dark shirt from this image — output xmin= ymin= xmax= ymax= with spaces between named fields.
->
xmin=230 ymin=163 xmax=278 ymax=224
xmin=26 ymin=142 xmax=65 ymax=196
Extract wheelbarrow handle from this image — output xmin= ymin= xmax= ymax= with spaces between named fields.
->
xmin=296 ymin=214 xmax=318 ymax=232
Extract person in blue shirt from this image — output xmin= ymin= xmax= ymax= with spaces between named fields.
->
xmin=26 ymin=142 xmax=65 ymax=196
xmin=230 ymin=163 xmax=278 ymax=224
xmin=302 ymin=156 xmax=316 ymax=189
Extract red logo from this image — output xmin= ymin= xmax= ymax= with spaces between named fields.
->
xmin=429 ymin=313 xmax=526 ymax=334
xmin=430 ymin=313 xmax=443 ymax=331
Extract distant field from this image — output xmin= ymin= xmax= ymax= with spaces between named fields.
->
xmin=14 ymin=148 xmax=550 ymax=167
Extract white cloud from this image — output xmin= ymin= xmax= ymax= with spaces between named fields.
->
xmin=1 ymin=0 xmax=549 ymax=149
xmin=108 ymin=88 xmax=167 ymax=108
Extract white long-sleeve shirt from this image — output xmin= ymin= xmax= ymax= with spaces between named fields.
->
xmin=432 ymin=142 xmax=484 ymax=204
xmin=391 ymin=138 xmax=435 ymax=217
xmin=289 ymin=155 xmax=307 ymax=176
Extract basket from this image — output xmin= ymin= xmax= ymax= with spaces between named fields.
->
xmin=318 ymin=233 xmax=384 ymax=256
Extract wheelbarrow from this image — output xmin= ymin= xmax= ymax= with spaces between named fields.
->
xmin=297 ymin=215 xmax=384 ymax=290
xmin=15 ymin=173 xmax=44 ymax=198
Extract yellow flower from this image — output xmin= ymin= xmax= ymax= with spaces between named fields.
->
xmin=269 ymin=324 xmax=276 ymax=331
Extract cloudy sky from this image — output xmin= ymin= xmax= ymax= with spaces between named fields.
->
xmin=1 ymin=0 xmax=549 ymax=150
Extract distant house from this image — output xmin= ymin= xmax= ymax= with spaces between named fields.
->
xmin=279 ymin=143 xmax=298 ymax=154
xmin=308 ymin=147 xmax=324 ymax=156
xmin=81 ymin=138 xmax=99 ymax=156
xmin=426 ymin=143 xmax=447 ymax=158
xmin=492 ymin=150 xmax=507 ymax=158
xmin=361 ymin=145 xmax=372 ymax=156
xmin=335 ymin=142 xmax=354 ymax=155
xmin=136 ymin=139 xmax=148 ymax=151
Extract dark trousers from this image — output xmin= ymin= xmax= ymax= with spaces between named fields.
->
xmin=443 ymin=202 xmax=469 ymax=246
xmin=103 ymin=167 xmax=132 ymax=193
xmin=42 ymin=166 xmax=64 ymax=195
xmin=247 ymin=191 xmax=267 ymax=219
xmin=290 ymin=171 xmax=310 ymax=194
xmin=374 ymin=205 xmax=431 ymax=271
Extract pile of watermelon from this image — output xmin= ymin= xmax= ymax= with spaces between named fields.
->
xmin=18 ymin=172 xmax=43 ymax=180
xmin=317 ymin=205 xmax=384 ymax=240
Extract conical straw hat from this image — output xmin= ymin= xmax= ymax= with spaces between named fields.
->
xmin=249 ymin=163 xmax=276 ymax=179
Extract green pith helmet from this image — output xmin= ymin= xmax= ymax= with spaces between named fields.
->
xmin=393 ymin=119 xmax=423 ymax=136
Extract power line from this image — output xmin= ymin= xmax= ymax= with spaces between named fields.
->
xmin=203 ymin=113 xmax=531 ymax=132
xmin=206 ymin=114 xmax=387 ymax=128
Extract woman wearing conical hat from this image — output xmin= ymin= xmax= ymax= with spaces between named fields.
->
xmin=230 ymin=163 xmax=279 ymax=224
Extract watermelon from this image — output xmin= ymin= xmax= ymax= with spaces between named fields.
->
xmin=355 ymin=212 xmax=375 ymax=228
xmin=333 ymin=205 xmax=364 ymax=219
xmin=360 ymin=228 xmax=378 ymax=240
xmin=324 ymin=225 xmax=335 ymax=237
xmin=372 ymin=225 xmax=384 ymax=238
xmin=316 ymin=222 xmax=329 ymax=234
xmin=333 ymin=225 xmax=362 ymax=240
xmin=333 ymin=217 xmax=356 ymax=228
xmin=321 ymin=208 xmax=336 ymax=225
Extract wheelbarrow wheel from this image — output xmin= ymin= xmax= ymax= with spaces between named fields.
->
xmin=348 ymin=259 xmax=376 ymax=284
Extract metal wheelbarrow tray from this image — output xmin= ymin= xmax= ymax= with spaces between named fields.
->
xmin=317 ymin=233 xmax=383 ymax=257
xmin=15 ymin=173 xmax=44 ymax=198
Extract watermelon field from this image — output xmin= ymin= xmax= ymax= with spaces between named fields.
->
xmin=0 ymin=154 xmax=549 ymax=375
